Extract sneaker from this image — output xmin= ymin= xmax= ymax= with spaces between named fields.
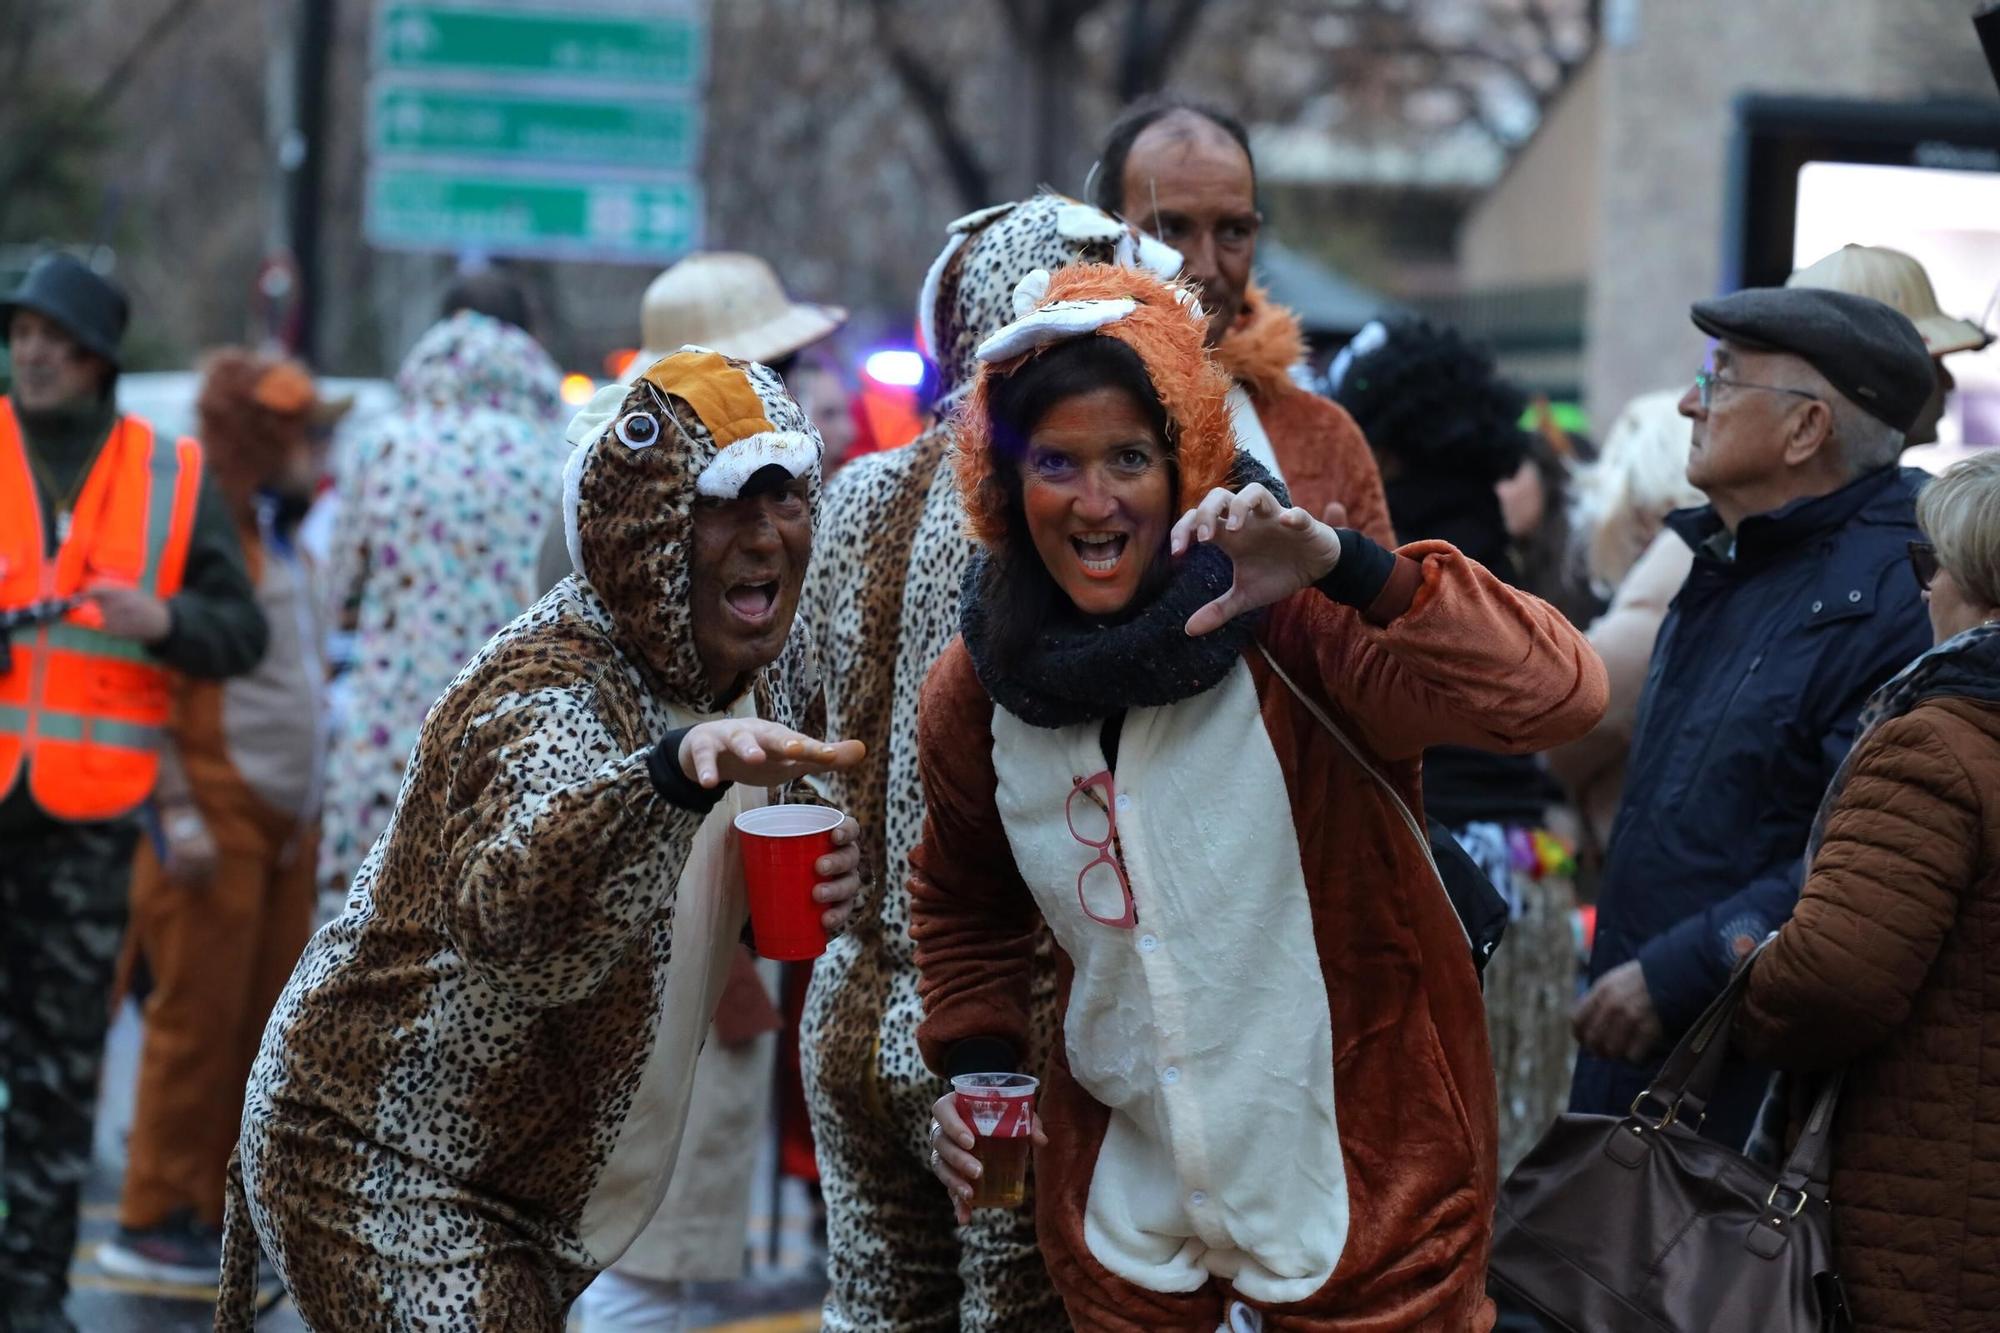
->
xmin=96 ymin=1209 xmax=223 ymax=1287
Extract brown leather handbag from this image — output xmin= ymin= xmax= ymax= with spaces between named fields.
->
xmin=1489 ymin=949 xmax=1852 ymax=1332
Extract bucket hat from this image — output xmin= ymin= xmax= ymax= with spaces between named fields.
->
xmin=624 ymin=253 xmax=844 ymax=379
xmin=0 ymin=252 xmax=129 ymax=367
xmin=1787 ymin=244 xmax=1992 ymax=357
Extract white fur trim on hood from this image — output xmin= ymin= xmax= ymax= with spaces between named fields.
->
xmin=561 ymin=382 xmax=633 ymax=577
xmin=917 ymin=230 xmax=967 ymax=365
xmin=694 ymin=430 xmax=823 ymax=499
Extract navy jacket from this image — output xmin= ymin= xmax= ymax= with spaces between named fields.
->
xmin=1569 ymin=465 xmax=1931 ymax=1144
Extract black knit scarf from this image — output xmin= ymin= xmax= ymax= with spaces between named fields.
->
xmin=959 ymin=453 xmax=1284 ymax=729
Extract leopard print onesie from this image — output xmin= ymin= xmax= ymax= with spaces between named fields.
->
xmin=215 ymin=352 xmax=833 ymax=1331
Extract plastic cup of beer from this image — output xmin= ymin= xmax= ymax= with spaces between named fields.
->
xmin=733 ymin=803 xmax=845 ymax=961
xmin=951 ymin=1072 xmax=1039 ymax=1208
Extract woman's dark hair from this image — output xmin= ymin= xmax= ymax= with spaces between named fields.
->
xmin=977 ymin=335 xmax=1174 ymax=672
xmin=1093 ymin=95 xmax=1255 ymax=218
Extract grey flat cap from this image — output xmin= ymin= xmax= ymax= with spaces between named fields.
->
xmin=1691 ymin=286 xmax=1933 ymax=434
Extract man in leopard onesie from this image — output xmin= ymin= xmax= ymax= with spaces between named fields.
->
xmin=798 ymin=191 xmax=1391 ymax=1330
xmin=214 ymin=349 xmax=866 ymax=1331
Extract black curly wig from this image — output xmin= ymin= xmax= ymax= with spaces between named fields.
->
xmin=1331 ymin=319 xmax=1530 ymax=485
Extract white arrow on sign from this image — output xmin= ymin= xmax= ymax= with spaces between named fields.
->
xmin=391 ymin=95 xmax=427 ymax=138
xmin=393 ymin=14 xmax=436 ymax=57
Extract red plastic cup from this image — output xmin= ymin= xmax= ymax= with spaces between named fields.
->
xmin=734 ymin=803 xmax=846 ymax=961
xmin=952 ymin=1073 xmax=1039 ymax=1208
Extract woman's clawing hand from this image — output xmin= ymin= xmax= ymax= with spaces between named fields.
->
xmin=1172 ymin=483 xmax=1344 ymax=636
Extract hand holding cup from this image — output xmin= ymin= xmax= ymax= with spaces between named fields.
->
xmin=927 ymin=1079 xmax=1046 ymax=1226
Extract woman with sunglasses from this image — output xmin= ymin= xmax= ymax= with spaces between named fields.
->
xmin=906 ymin=263 xmax=1606 ymax=1332
xmin=1732 ymin=449 xmax=2000 ymax=1332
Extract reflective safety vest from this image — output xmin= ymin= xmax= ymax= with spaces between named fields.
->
xmin=0 ymin=397 xmax=203 ymax=822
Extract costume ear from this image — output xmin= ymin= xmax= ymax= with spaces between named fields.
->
xmin=565 ymin=382 xmax=630 ymax=448
xmin=946 ymin=202 xmax=1018 ymax=234
xmin=1118 ymin=228 xmax=1184 ymax=281
xmin=976 ymin=296 xmax=1139 ymax=365
xmin=1012 ymin=269 xmax=1053 ymax=318
xmin=1054 ymin=202 xmax=1127 ymax=245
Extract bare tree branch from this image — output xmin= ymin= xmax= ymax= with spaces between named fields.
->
xmin=996 ymin=0 xmax=1034 ymax=41
xmin=0 ymin=0 xmax=212 ymax=210
xmin=864 ymin=0 xmax=994 ymax=210
xmin=1115 ymin=0 xmax=1212 ymax=103
xmin=76 ymin=0 xmax=213 ymax=124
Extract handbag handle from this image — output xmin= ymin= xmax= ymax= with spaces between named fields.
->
xmin=1254 ymin=642 xmax=1472 ymax=956
xmin=1633 ymin=943 xmax=1846 ymax=1200
xmin=1630 ymin=938 xmax=1770 ymax=1128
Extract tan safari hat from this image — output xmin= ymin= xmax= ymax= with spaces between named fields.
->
xmin=625 ymin=252 xmax=846 ymax=380
xmin=1787 ymin=244 xmax=1992 ymax=358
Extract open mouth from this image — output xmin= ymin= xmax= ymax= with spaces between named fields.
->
xmin=1068 ymin=531 xmax=1130 ymax=577
xmin=724 ymin=581 xmax=779 ymax=623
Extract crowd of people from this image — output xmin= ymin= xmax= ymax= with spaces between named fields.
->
xmin=0 ymin=89 xmax=1996 ymax=1333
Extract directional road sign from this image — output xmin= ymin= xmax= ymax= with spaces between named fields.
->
xmin=367 ymin=169 xmax=698 ymax=263
xmin=376 ymin=2 xmax=701 ymax=85
xmin=369 ymin=84 xmax=697 ymax=171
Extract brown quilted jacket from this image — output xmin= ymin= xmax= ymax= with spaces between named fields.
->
xmin=1737 ymin=694 xmax=2000 ymax=1332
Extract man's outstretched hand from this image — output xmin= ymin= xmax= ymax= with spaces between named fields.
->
xmin=678 ymin=719 xmax=866 ymax=789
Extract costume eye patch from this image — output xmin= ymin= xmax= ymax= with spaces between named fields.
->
xmin=615 ymin=411 xmax=660 ymax=448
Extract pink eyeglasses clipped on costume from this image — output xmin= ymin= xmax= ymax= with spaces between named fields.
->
xmin=1067 ymin=771 xmax=1137 ymax=929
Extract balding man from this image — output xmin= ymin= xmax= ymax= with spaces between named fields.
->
xmin=1570 ymin=287 xmax=1938 ymax=1147
xmin=1094 ymin=96 xmax=1392 ymax=543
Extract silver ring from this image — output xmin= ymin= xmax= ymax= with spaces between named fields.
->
xmin=930 ymin=1148 xmax=941 ymax=1171
xmin=928 ymin=1120 xmax=942 ymax=1141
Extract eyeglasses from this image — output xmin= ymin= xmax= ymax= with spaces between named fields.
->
xmin=1692 ymin=368 xmax=1822 ymax=413
xmin=1066 ymin=772 xmax=1137 ymax=929
xmin=1908 ymin=541 xmax=1940 ymax=592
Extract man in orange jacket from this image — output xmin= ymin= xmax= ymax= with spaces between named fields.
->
xmin=96 ymin=349 xmax=333 ymax=1290
xmin=0 ymin=253 xmax=266 ymax=1332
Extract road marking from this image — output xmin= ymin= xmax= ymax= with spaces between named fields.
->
xmin=702 ymin=1314 xmax=820 ymax=1333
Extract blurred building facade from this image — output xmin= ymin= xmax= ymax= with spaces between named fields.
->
xmin=1457 ymin=0 xmax=1999 ymax=422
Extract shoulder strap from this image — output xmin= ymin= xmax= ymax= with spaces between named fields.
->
xmin=1256 ymin=641 xmax=1472 ymax=954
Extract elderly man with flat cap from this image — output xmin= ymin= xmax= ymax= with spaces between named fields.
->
xmin=1568 ymin=286 xmax=1937 ymax=1147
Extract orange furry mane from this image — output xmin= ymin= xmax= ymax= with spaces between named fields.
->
xmin=952 ymin=263 xmax=1235 ymax=549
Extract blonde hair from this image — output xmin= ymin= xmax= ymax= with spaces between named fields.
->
xmin=1917 ymin=449 xmax=2000 ymax=609
xmin=1570 ymin=389 xmax=1706 ymax=594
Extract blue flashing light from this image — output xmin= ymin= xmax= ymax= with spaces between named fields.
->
xmin=864 ymin=349 xmax=927 ymax=388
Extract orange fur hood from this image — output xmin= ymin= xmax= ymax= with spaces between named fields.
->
xmin=1211 ymin=282 xmax=1308 ymax=400
xmin=952 ymin=263 xmax=1234 ymax=549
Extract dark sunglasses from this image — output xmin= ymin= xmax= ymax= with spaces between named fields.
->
xmin=1908 ymin=541 xmax=1940 ymax=593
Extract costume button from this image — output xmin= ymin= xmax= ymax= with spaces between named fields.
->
xmin=1810 ymin=600 xmax=1823 ymax=613
xmin=1848 ymin=590 xmax=1862 ymax=603
xmin=1115 ymin=793 xmax=1132 ymax=812
xmin=1139 ymin=933 xmax=1159 ymax=953
xmin=1189 ymin=1190 xmax=1208 ymax=1207
xmin=1161 ymin=1066 xmax=1180 ymax=1086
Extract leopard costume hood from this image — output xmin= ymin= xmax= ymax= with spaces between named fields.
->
xmin=559 ymin=347 xmax=823 ymax=710
xmin=918 ymin=192 xmax=1182 ymax=406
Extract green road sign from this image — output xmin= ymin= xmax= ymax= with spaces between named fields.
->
xmin=367 ymin=169 xmax=699 ymax=261
xmin=378 ymin=3 xmax=700 ymax=84
xmin=371 ymin=84 xmax=695 ymax=169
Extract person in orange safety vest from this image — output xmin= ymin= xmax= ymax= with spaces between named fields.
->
xmin=0 ymin=252 xmax=266 ymax=1333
